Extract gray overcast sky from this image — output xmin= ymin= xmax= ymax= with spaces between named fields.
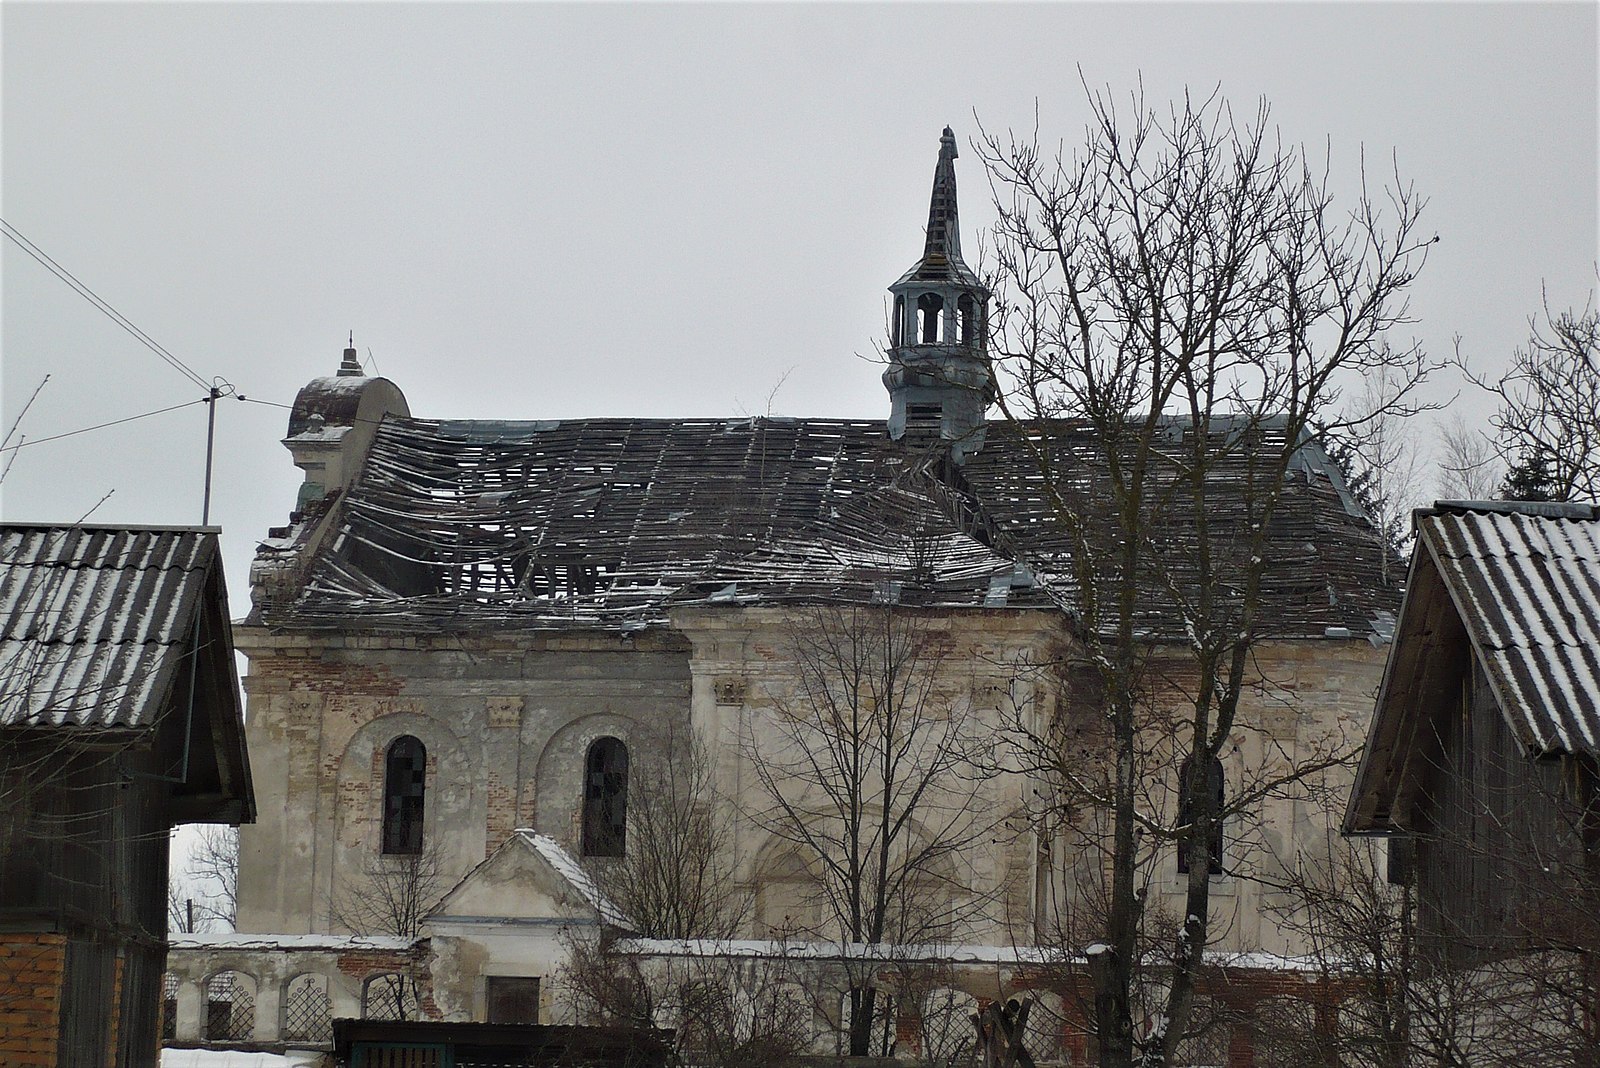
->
xmin=3 ymin=1 xmax=1597 ymax=610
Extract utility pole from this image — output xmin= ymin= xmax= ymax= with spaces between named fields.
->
xmin=202 ymin=385 xmax=220 ymax=525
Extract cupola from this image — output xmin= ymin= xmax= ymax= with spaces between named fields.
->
xmin=883 ymin=126 xmax=995 ymax=462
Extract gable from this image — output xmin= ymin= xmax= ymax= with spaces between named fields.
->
xmin=1346 ymin=502 xmax=1600 ymax=834
xmin=429 ymin=831 xmax=625 ymax=928
xmin=1422 ymin=505 xmax=1600 ymax=758
xmin=0 ymin=524 xmax=254 ymax=824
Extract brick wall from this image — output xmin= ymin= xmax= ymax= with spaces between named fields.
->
xmin=105 ymin=952 xmax=125 ymax=1068
xmin=0 ymin=933 xmax=66 ymax=1068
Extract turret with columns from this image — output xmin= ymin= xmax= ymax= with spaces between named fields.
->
xmin=883 ymin=126 xmax=995 ymax=463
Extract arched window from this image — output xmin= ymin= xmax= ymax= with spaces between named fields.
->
xmin=362 ymin=972 xmax=418 ymax=1021
xmin=282 ymin=972 xmax=333 ymax=1041
xmin=957 ymin=294 xmax=976 ymax=343
xmin=382 ymin=736 xmax=426 ymax=855
xmin=1177 ymin=755 xmax=1224 ymax=875
xmin=892 ymin=295 xmax=906 ymax=346
xmin=917 ymin=293 xmax=944 ymax=343
xmin=582 ymin=737 xmax=628 ymax=857
xmin=203 ymin=971 xmax=255 ymax=1041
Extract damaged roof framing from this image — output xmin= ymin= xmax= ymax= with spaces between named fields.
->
xmin=251 ymin=412 xmax=1398 ymax=641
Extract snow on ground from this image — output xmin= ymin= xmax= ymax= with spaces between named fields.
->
xmin=160 ymin=1051 xmax=326 ymax=1068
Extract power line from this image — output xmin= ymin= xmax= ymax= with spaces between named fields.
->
xmin=238 ymin=394 xmax=394 ymax=430
xmin=0 ymin=218 xmax=213 ymax=393
xmin=0 ymin=399 xmax=210 ymax=455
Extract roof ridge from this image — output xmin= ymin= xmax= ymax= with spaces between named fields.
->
xmin=1430 ymin=499 xmax=1600 ymax=521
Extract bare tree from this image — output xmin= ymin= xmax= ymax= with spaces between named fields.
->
xmin=564 ymin=724 xmax=788 ymax=1063
xmin=563 ymin=941 xmax=815 ymax=1068
xmin=187 ymin=823 xmax=239 ymax=931
xmin=167 ymin=878 xmax=201 ymax=936
xmin=329 ymin=844 xmax=448 ymax=1020
xmin=1270 ymin=773 xmax=1600 ymax=1066
xmin=1325 ymin=361 xmax=1428 ymax=582
xmin=976 ymin=82 xmax=1436 ymax=1067
xmin=591 ymin=723 xmax=748 ymax=941
xmin=1435 ymin=412 xmax=1503 ymax=502
xmin=1464 ymin=295 xmax=1600 ymax=502
xmin=740 ymin=604 xmax=999 ymax=1056
xmin=329 ymin=843 xmax=447 ymax=938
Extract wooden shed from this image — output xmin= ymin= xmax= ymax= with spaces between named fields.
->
xmin=0 ymin=524 xmax=254 ymax=1068
xmin=1345 ymin=501 xmax=1599 ymax=959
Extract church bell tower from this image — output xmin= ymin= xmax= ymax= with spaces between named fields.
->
xmin=884 ymin=126 xmax=995 ymax=462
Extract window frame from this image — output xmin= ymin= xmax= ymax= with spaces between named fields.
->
xmin=381 ymin=735 xmax=427 ymax=856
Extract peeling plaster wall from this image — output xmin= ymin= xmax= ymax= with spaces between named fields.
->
xmin=235 ymin=627 xmax=692 ymax=935
xmin=675 ymin=606 xmax=1068 ymax=947
xmin=235 ymin=613 xmax=1385 ymax=965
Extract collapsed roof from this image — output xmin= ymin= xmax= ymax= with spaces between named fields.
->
xmin=249 ymin=411 xmax=1397 ymax=641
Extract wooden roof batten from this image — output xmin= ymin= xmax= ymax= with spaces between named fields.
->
xmin=248 ymin=410 xmax=1399 ymax=646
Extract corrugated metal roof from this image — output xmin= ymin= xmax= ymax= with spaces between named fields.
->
xmin=0 ymin=525 xmax=217 ymax=729
xmin=1421 ymin=504 xmax=1600 ymax=757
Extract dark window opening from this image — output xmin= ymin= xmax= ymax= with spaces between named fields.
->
xmin=486 ymin=976 xmax=541 ymax=1024
xmin=1386 ymin=835 xmax=1414 ymax=885
xmin=892 ymin=296 xmax=905 ymax=346
xmin=917 ymin=293 xmax=944 ymax=343
xmin=957 ymin=295 xmax=976 ymax=343
xmin=1177 ymin=755 xmax=1224 ymax=875
xmin=582 ymin=737 xmax=629 ymax=857
xmin=382 ymin=736 xmax=427 ymax=855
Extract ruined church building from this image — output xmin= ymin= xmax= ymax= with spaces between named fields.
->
xmin=211 ymin=129 xmax=1396 ymax=1044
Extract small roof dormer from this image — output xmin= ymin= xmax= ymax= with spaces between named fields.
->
xmin=884 ymin=127 xmax=994 ymax=463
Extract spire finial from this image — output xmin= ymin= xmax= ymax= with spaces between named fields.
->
xmin=924 ymin=126 xmax=962 ymax=263
xmin=338 ymin=332 xmax=364 ymax=377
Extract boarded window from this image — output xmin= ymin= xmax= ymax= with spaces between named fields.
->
xmin=906 ymin=403 xmax=943 ymax=438
xmin=582 ymin=737 xmax=628 ymax=857
xmin=486 ymin=975 xmax=541 ymax=1024
xmin=1177 ymin=756 xmax=1225 ymax=875
xmin=382 ymin=736 xmax=427 ymax=855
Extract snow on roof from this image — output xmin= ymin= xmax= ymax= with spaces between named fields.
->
xmin=1421 ymin=503 xmax=1600 ymax=756
xmin=170 ymin=932 xmax=417 ymax=951
xmin=515 ymin=829 xmax=631 ymax=928
xmin=285 ymin=424 xmax=353 ymax=444
xmin=624 ymin=938 xmax=1327 ymax=971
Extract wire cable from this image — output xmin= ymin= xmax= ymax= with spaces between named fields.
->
xmin=1 ymin=218 xmax=213 ymax=393
xmin=0 ymin=398 xmax=210 ymax=454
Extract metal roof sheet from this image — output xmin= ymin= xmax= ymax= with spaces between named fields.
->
xmin=0 ymin=525 xmax=217 ymax=729
xmin=1421 ymin=505 xmax=1600 ymax=757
